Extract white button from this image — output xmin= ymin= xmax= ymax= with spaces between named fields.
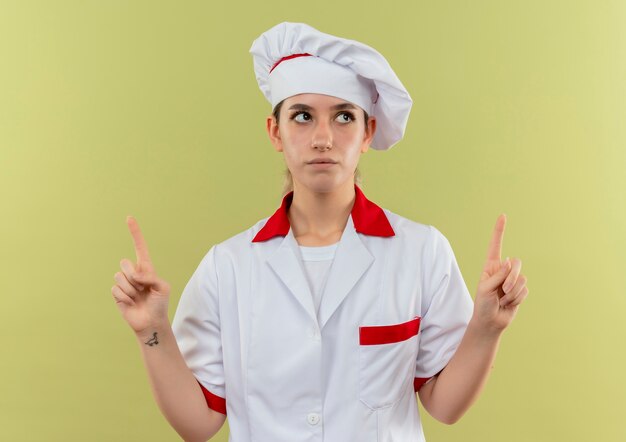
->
xmin=307 ymin=412 xmax=321 ymax=425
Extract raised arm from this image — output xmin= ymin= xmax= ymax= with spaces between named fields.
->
xmin=418 ymin=214 xmax=529 ymax=424
xmin=112 ymin=216 xmax=226 ymax=441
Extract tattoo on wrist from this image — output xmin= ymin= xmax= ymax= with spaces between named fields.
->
xmin=144 ymin=332 xmax=159 ymax=346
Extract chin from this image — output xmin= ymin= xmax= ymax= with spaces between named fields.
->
xmin=298 ymin=176 xmax=351 ymax=194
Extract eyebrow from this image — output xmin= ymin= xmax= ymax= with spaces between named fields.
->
xmin=287 ymin=103 xmax=358 ymax=112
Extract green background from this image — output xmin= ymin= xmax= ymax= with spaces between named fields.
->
xmin=1 ymin=0 xmax=624 ymax=440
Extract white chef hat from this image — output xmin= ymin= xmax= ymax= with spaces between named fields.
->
xmin=249 ymin=22 xmax=413 ymax=151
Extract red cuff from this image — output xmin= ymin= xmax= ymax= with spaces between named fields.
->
xmin=414 ymin=367 xmax=445 ymax=392
xmin=197 ymin=380 xmax=227 ymax=415
xmin=413 ymin=377 xmax=432 ymax=391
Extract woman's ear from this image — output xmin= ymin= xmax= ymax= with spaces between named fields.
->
xmin=266 ymin=115 xmax=283 ymax=152
xmin=361 ymin=116 xmax=376 ymax=152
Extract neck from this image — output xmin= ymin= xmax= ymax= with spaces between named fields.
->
xmin=288 ymin=180 xmax=356 ymax=243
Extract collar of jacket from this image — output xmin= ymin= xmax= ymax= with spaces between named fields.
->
xmin=252 ymin=184 xmax=395 ymax=242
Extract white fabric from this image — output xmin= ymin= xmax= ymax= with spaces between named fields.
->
xmin=249 ymin=21 xmax=413 ymax=151
xmin=297 ymin=242 xmax=338 ymax=320
xmin=268 ymin=54 xmax=377 ymax=115
xmin=171 ymin=211 xmax=474 ymax=442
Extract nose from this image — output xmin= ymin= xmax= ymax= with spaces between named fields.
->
xmin=311 ymin=119 xmax=333 ymax=151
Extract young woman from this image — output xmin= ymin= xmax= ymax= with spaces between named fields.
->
xmin=112 ymin=22 xmax=529 ymax=442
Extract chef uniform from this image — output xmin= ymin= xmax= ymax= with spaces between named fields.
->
xmin=171 ymin=22 xmax=474 ymax=442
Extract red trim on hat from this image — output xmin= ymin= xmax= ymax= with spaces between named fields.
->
xmin=269 ymin=53 xmax=313 ymax=73
xmin=197 ymin=380 xmax=227 ymax=415
xmin=252 ymin=184 xmax=394 ymax=242
xmin=359 ymin=316 xmax=420 ymax=346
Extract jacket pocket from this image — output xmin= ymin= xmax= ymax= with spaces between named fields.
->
xmin=358 ymin=316 xmax=421 ymax=410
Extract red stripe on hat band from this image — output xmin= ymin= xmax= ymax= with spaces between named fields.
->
xmin=269 ymin=53 xmax=313 ymax=73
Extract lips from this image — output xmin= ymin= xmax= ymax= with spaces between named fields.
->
xmin=307 ymin=158 xmax=337 ymax=164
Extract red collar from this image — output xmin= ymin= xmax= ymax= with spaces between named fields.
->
xmin=252 ymin=185 xmax=395 ymax=242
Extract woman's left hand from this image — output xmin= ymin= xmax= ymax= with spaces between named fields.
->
xmin=472 ymin=214 xmax=529 ymax=332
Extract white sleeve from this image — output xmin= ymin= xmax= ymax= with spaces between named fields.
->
xmin=171 ymin=245 xmax=227 ymax=415
xmin=414 ymin=226 xmax=474 ymax=391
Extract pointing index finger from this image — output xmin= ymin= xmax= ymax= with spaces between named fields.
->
xmin=126 ymin=215 xmax=153 ymax=267
xmin=486 ymin=214 xmax=507 ymax=262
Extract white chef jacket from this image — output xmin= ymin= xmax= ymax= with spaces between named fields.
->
xmin=171 ymin=185 xmax=474 ymax=442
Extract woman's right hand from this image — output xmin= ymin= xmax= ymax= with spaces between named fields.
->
xmin=111 ymin=216 xmax=172 ymax=335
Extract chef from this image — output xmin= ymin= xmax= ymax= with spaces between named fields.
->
xmin=113 ymin=21 xmax=529 ymax=442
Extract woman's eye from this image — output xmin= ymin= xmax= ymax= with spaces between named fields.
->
xmin=336 ymin=112 xmax=355 ymax=123
xmin=293 ymin=112 xmax=310 ymax=123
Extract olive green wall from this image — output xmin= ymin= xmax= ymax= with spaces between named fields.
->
xmin=1 ymin=0 xmax=624 ymax=440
